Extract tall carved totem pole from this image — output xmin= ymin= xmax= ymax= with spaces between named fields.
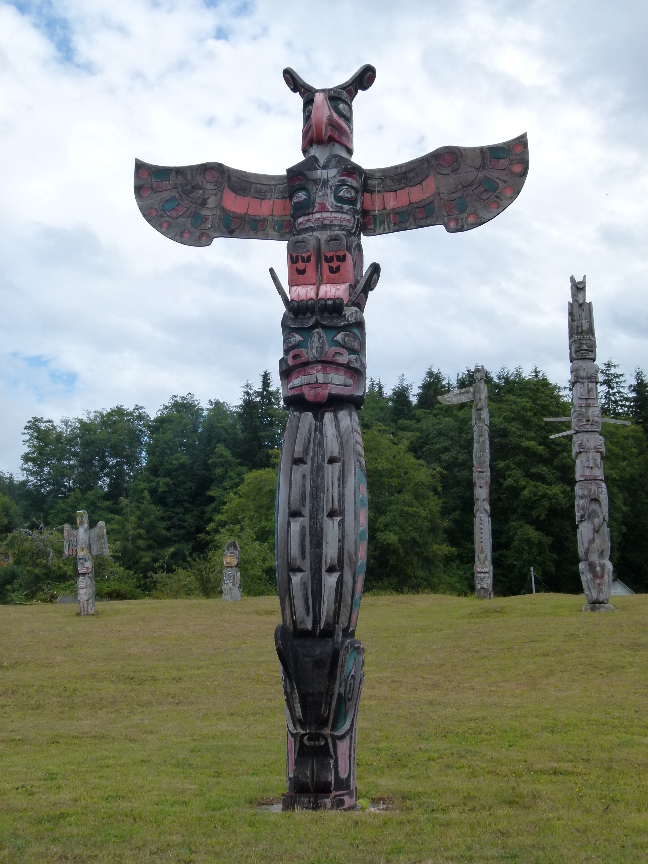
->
xmin=134 ymin=65 xmax=528 ymax=809
xmin=62 ymin=511 xmax=110 ymax=615
xmin=438 ymin=366 xmax=493 ymax=598
xmin=568 ymin=276 xmax=615 ymax=611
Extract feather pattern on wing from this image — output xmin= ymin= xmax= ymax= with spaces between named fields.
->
xmin=362 ymin=133 xmax=528 ymax=236
xmin=134 ymin=159 xmax=291 ymax=246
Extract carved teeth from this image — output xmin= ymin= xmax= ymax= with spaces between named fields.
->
xmin=295 ymin=213 xmax=354 ymax=230
xmin=288 ymin=373 xmax=352 ymax=389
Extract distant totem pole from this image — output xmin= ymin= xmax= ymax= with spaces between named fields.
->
xmin=568 ymin=276 xmax=615 ymax=611
xmin=438 ymin=366 xmax=493 ymax=598
xmin=134 ymin=65 xmax=528 ymax=809
xmin=62 ymin=511 xmax=109 ymax=615
xmin=222 ymin=540 xmax=241 ymax=601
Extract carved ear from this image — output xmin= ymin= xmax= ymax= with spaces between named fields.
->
xmin=282 ymin=67 xmax=315 ymax=99
xmin=335 ymin=65 xmax=376 ymax=100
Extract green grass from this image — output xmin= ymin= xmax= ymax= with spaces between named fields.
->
xmin=1 ymin=593 xmax=647 ymax=863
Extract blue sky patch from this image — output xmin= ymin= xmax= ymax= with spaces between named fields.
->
xmin=9 ymin=0 xmax=75 ymax=64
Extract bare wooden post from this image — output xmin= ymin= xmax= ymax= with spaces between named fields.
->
xmin=438 ymin=365 xmax=493 ymax=599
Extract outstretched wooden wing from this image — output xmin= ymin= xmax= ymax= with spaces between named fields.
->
xmin=362 ymin=133 xmax=528 ymax=236
xmin=134 ymin=159 xmax=291 ymax=246
xmin=62 ymin=524 xmax=77 ymax=558
xmin=90 ymin=522 xmax=109 ymax=558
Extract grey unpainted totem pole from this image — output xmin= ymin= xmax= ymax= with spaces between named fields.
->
xmin=133 ymin=65 xmax=528 ymax=809
xmin=546 ymin=276 xmax=629 ymax=611
xmin=438 ymin=366 xmax=493 ymax=599
xmin=222 ymin=540 xmax=241 ymax=601
xmin=62 ymin=511 xmax=109 ymax=615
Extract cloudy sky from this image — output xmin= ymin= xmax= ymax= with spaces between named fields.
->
xmin=1 ymin=0 xmax=647 ymax=474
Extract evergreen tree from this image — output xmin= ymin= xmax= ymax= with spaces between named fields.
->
xmin=389 ymin=375 xmax=414 ymax=423
xmin=236 ymin=372 xmax=285 ymax=469
xmin=630 ymin=368 xmax=648 ymax=429
xmin=599 ymin=360 xmax=630 ymax=417
xmin=416 ymin=367 xmax=451 ymax=410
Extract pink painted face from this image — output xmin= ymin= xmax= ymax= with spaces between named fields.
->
xmin=287 ymin=155 xmax=363 ymax=234
xmin=301 ymin=90 xmax=354 ymax=154
xmin=279 ymin=312 xmax=366 ymax=406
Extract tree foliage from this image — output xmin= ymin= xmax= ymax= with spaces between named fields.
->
xmin=2 ymin=363 xmax=647 ymax=603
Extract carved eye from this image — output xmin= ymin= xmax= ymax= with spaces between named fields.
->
xmin=330 ymin=97 xmax=351 ymax=120
xmin=291 ymin=189 xmax=310 ymax=206
xmin=303 ymin=101 xmax=313 ymax=122
xmin=333 ymin=331 xmax=361 ymax=352
xmin=334 ymin=185 xmax=357 ymax=206
xmin=283 ymin=332 xmax=304 ymax=352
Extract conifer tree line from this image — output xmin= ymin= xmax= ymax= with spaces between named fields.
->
xmin=1 ymin=362 xmax=647 ymax=603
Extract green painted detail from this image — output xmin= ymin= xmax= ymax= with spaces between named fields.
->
xmin=334 ymin=185 xmax=358 ymax=207
xmin=398 ymin=210 xmax=408 ymax=223
xmin=455 ymin=198 xmax=467 ymax=213
xmin=488 ymin=146 xmax=509 ymax=160
xmin=424 ymin=202 xmax=435 ymax=218
xmin=274 ymin=219 xmax=284 ymax=232
xmin=191 ymin=212 xmax=204 ymax=229
xmin=333 ymin=649 xmax=358 ymax=732
xmin=223 ymin=213 xmax=233 ymax=229
xmin=162 ymin=197 xmax=179 ymax=213
xmin=249 ymin=219 xmax=258 ymax=231
xmin=482 ymin=177 xmax=499 ymax=193
xmin=291 ymin=188 xmax=311 ymax=214
xmin=153 ymin=169 xmax=171 ymax=182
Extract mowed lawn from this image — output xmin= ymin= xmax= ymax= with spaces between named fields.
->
xmin=1 ymin=594 xmax=647 ymax=863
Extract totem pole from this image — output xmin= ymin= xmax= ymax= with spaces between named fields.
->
xmin=133 ymin=65 xmax=528 ymax=809
xmin=438 ymin=366 xmax=493 ymax=598
xmin=544 ymin=276 xmax=623 ymax=610
xmin=62 ymin=511 xmax=109 ymax=615
xmin=222 ymin=540 xmax=241 ymax=601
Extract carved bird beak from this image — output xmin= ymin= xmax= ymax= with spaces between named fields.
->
xmin=303 ymin=92 xmax=353 ymax=154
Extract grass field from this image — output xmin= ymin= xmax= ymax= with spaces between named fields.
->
xmin=1 ymin=594 xmax=647 ymax=863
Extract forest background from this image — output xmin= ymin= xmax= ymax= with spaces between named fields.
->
xmin=2 ymin=362 xmax=648 ymax=604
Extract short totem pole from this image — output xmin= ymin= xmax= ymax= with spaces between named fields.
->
xmin=134 ymin=65 xmax=528 ymax=809
xmin=438 ymin=366 xmax=493 ymax=598
xmin=62 ymin=511 xmax=109 ymax=615
xmin=222 ymin=540 xmax=241 ymax=601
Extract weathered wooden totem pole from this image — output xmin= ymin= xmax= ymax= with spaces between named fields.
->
xmin=568 ymin=276 xmax=615 ymax=611
xmin=546 ymin=277 xmax=629 ymax=608
xmin=438 ymin=366 xmax=493 ymax=598
xmin=62 ymin=511 xmax=109 ymax=615
xmin=222 ymin=540 xmax=241 ymax=601
xmin=133 ymin=65 xmax=528 ymax=809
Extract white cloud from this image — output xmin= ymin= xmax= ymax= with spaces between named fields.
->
xmin=1 ymin=0 xmax=647 ymax=473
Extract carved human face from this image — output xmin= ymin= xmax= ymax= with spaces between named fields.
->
xmin=279 ymin=307 xmax=366 ymax=406
xmin=288 ymin=155 xmax=363 ymax=234
xmin=301 ymin=90 xmax=354 ymax=154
